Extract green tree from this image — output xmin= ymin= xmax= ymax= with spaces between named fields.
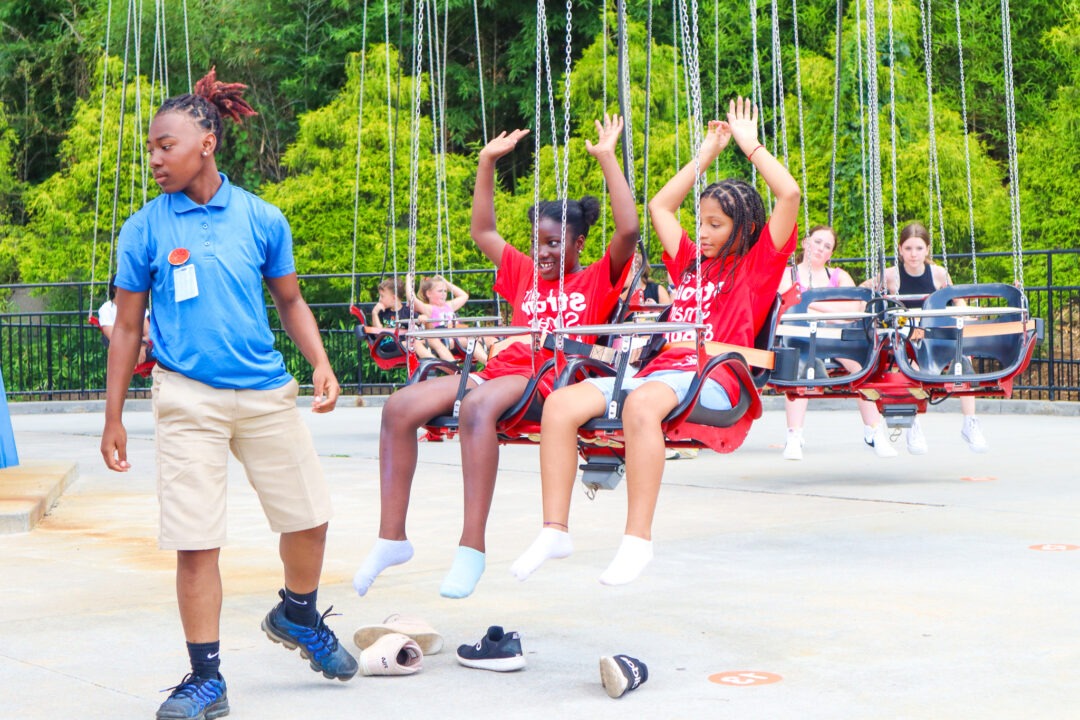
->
xmin=258 ymin=45 xmax=484 ymax=307
xmin=0 ymin=101 xmax=21 ymax=284
xmin=1016 ymin=0 xmax=1080 ymax=286
xmin=9 ymin=57 xmax=155 ymax=297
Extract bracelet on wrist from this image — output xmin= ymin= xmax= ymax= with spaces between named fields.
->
xmin=747 ymin=144 xmax=766 ymax=161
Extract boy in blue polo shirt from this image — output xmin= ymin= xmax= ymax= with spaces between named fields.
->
xmin=100 ymin=68 xmax=356 ymax=720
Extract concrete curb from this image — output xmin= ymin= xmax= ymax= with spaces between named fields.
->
xmin=0 ymin=460 xmax=78 ymax=534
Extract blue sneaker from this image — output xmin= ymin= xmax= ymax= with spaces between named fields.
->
xmin=261 ymin=590 xmax=358 ymax=681
xmin=456 ymin=625 xmax=526 ymax=672
xmin=156 ymin=673 xmax=229 ymax=720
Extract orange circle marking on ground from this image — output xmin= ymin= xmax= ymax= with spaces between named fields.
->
xmin=709 ymin=671 xmax=783 ymax=686
xmin=1029 ymin=544 xmax=1080 ymax=552
xmin=960 ymin=476 xmax=997 ymax=483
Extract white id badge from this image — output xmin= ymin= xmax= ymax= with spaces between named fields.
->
xmin=174 ymin=264 xmax=199 ymax=302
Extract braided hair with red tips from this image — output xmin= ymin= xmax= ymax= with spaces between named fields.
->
xmin=156 ymin=66 xmax=257 ymax=152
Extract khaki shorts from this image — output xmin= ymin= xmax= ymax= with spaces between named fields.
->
xmin=151 ymin=366 xmax=332 ymax=550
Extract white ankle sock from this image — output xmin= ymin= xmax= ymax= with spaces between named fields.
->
xmin=510 ymin=527 xmax=573 ymax=581
xmin=353 ymin=538 xmax=414 ymax=596
xmin=599 ymin=535 xmax=654 ymax=586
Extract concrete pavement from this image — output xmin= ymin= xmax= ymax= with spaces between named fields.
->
xmin=1 ymin=399 xmax=1078 ymax=719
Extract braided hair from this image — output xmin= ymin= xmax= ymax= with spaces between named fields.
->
xmin=690 ymin=178 xmax=767 ymax=290
xmin=528 ymin=196 xmax=602 ymax=241
xmin=155 ymin=67 xmax=257 ymax=152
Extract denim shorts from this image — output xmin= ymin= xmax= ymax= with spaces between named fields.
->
xmin=584 ymin=369 xmax=732 ymax=411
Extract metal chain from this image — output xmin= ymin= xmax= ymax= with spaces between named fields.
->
xmin=791 ymin=0 xmax=810 ymax=233
xmin=864 ymin=0 xmax=886 ymax=283
xmin=348 ymin=0 xmax=370 ymax=308
xmin=749 ymin=0 xmax=763 ymax=185
xmin=617 ymin=1 xmax=636 ymax=198
xmin=472 ymin=0 xmax=488 ymax=143
xmin=406 ymin=0 xmax=426 ymax=285
xmin=677 ymin=0 xmax=705 ymax=324
xmin=383 ymin=1 xmax=400 ymax=299
xmin=89 ymin=0 xmax=116 ymax=314
xmin=953 ymin=0 xmax=978 ymax=283
xmin=919 ymin=0 xmax=948 ymax=275
xmin=181 ymin=0 xmax=192 ymax=92
xmin=642 ymin=0 xmax=655 ymax=257
xmin=827 ymin=0 xmax=842 ymax=225
xmin=426 ymin=0 xmax=446 ymax=276
xmin=1000 ymin=0 xmax=1024 ymax=290
xmin=854 ymin=0 xmax=873 ymax=273
xmin=531 ymin=0 xmax=545 ymax=337
xmin=887 ymin=0 xmax=899 ymax=262
xmin=557 ymin=0 xmax=574 ymax=330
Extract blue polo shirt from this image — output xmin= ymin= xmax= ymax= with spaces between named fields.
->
xmin=115 ymin=174 xmax=294 ymax=390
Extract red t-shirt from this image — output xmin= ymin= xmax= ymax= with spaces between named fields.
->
xmin=477 ymin=243 xmax=629 ymax=380
xmin=638 ymin=223 xmax=796 ymax=397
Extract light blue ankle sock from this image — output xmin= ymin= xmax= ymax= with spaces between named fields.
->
xmin=439 ymin=546 xmax=486 ymax=599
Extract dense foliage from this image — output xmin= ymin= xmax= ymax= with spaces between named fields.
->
xmin=1 ymin=0 xmax=1078 ymax=308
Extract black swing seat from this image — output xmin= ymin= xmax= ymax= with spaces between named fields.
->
xmin=769 ymin=286 xmax=885 ymax=391
xmin=890 ymin=283 xmax=1042 ymax=389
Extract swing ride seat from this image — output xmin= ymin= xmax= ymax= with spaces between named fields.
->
xmin=87 ymin=315 xmax=155 ymax=378
xmin=769 ymin=286 xmax=886 ymax=396
xmin=889 ymin=283 xmax=1041 ymax=395
xmin=350 ymin=305 xmax=419 ymax=373
xmin=569 ymin=296 xmax=797 ymax=493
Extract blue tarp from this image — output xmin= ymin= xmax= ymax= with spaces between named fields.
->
xmin=0 ymin=367 xmax=18 ymax=469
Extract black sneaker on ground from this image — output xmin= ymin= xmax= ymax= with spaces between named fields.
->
xmin=455 ymin=625 xmax=525 ymax=671
xmin=261 ymin=589 xmax=359 ymax=681
xmin=599 ymin=654 xmax=648 ymax=698
xmin=156 ymin=672 xmax=229 ymax=720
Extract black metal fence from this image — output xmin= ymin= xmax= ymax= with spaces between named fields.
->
xmin=2 ymin=251 xmax=1078 ymax=401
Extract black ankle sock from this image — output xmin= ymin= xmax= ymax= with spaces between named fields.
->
xmin=187 ymin=641 xmax=221 ymax=680
xmin=283 ymin=586 xmax=319 ymax=627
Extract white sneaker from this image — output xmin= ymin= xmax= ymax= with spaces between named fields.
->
xmin=783 ymin=429 xmax=804 ymax=461
xmin=961 ymin=416 xmax=988 ymax=453
xmin=864 ymin=424 xmax=898 ymax=458
xmin=906 ymin=418 xmax=929 ymax=455
xmin=359 ymin=632 xmax=423 ymax=676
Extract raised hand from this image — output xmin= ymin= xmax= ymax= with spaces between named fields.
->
xmin=585 ymin=113 xmax=624 ymax=158
xmin=479 ymin=129 xmax=531 ymax=162
xmin=697 ymin=119 xmax=732 ymax=166
xmin=726 ymin=96 xmax=760 ymax=153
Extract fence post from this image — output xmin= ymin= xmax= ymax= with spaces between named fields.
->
xmin=1046 ymin=253 xmax=1055 ymax=402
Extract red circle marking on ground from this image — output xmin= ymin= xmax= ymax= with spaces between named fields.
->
xmin=960 ymin=476 xmax=997 ymax=483
xmin=708 ymin=671 xmax=783 ymax=686
xmin=1028 ymin=544 xmax=1080 ymax=552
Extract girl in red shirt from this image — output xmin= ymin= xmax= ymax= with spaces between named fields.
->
xmin=512 ymin=98 xmax=801 ymax=586
xmin=354 ymin=115 xmax=637 ymax=599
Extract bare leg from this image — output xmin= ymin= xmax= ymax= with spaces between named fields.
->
xmin=456 ymin=375 xmax=530 ymax=552
xmin=785 ymin=395 xmax=809 ymax=431
xmin=354 ymin=375 xmax=466 ymax=595
xmin=510 ymin=383 xmax=606 ymax=581
xmin=620 ymin=382 xmax=679 ymax=541
xmin=177 ymin=549 xmax=222 ymax=643
xmin=427 ymin=338 xmax=457 ymax=363
xmin=440 ymin=375 xmax=530 ymax=598
xmin=280 ymin=523 xmax=327 ymax=594
xmin=596 ymin=381 xmax=679 ymax=586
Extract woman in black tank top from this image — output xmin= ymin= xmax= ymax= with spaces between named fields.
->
xmin=860 ymin=221 xmax=989 ymax=454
